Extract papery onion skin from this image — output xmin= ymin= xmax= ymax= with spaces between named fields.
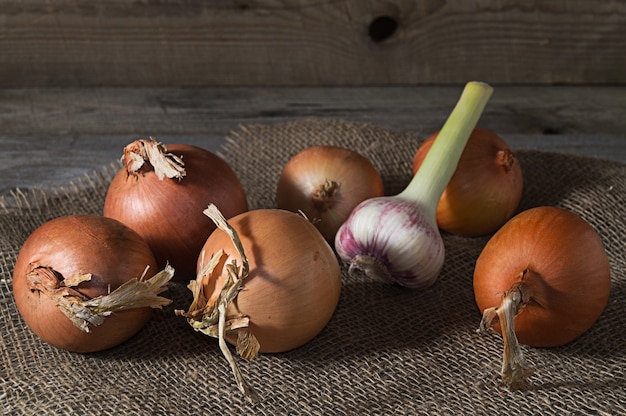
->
xmin=412 ymin=127 xmax=523 ymax=237
xmin=12 ymin=215 xmax=159 ymax=353
xmin=198 ymin=209 xmax=342 ymax=353
xmin=276 ymin=145 xmax=384 ymax=241
xmin=474 ymin=206 xmax=611 ymax=347
xmin=104 ymin=142 xmax=248 ymax=280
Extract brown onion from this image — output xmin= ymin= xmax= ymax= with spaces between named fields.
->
xmin=474 ymin=206 xmax=611 ymax=388
xmin=177 ymin=206 xmax=342 ymax=401
xmin=104 ymin=138 xmax=248 ymax=280
xmin=198 ymin=208 xmax=341 ymax=352
xmin=12 ymin=215 xmax=172 ymax=353
xmin=412 ymin=127 xmax=523 ymax=237
xmin=276 ymin=145 xmax=384 ymax=241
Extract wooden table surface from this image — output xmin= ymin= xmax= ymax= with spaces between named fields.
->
xmin=1 ymin=85 xmax=624 ymax=195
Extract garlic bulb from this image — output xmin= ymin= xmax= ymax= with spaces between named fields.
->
xmin=334 ymin=81 xmax=494 ymax=288
xmin=335 ymin=197 xmax=444 ymax=289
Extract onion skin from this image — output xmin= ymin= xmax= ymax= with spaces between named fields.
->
xmin=12 ymin=215 xmax=159 ymax=353
xmin=474 ymin=206 xmax=611 ymax=348
xmin=412 ymin=127 xmax=523 ymax=237
xmin=276 ymin=145 xmax=384 ymax=241
xmin=198 ymin=209 xmax=342 ymax=353
xmin=104 ymin=141 xmax=248 ymax=280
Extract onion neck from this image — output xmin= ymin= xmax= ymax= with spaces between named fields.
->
xmin=497 ymin=148 xmax=517 ymax=172
xmin=478 ymin=279 xmax=534 ymax=389
xmin=124 ymin=138 xmax=186 ymax=180
xmin=312 ymin=179 xmax=340 ymax=211
xmin=398 ymin=82 xmax=493 ymax=222
xmin=26 ymin=263 xmax=174 ymax=333
xmin=175 ymin=204 xmax=259 ymax=403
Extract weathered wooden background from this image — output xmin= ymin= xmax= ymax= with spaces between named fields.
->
xmin=2 ymin=85 xmax=624 ymax=193
xmin=0 ymin=1 xmax=624 ymax=192
xmin=1 ymin=0 xmax=624 ymax=87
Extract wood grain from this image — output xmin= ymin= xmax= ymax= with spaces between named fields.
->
xmin=3 ymin=86 xmax=625 ymax=137
xmin=0 ymin=86 xmax=624 ymax=194
xmin=0 ymin=0 xmax=624 ymax=87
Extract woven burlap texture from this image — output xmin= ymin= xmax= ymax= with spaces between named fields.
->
xmin=1 ymin=120 xmax=624 ymax=415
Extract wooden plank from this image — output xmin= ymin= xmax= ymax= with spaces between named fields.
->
xmin=0 ymin=0 xmax=624 ymax=87
xmin=2 ymin=86 xmax=625 ymax=137
xmin=3 ymin=132 xmax=624 ymax=195
xmin=0 ymin=86 xmax=624 ymax=193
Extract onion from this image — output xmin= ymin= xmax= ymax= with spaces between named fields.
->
xmin=177 ymin=205 xmax=342 ymax=401
xmin=276 ymin=145 xmax=384 ymax=241
xmin=412 ymin=127 xmax=523 ymax=237
xmin=12 ymin=215 xmax=173 ymax=353
xmin=474 ymin=206 xmax=611 ymax=388
xmin=335 ymin=81 xmax=493 ymax=288
xmin=104 ymin=138 xmax=248 ymax=280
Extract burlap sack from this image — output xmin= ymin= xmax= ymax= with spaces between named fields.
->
xmin=1 ymin=120 xmax=624 ymax=415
